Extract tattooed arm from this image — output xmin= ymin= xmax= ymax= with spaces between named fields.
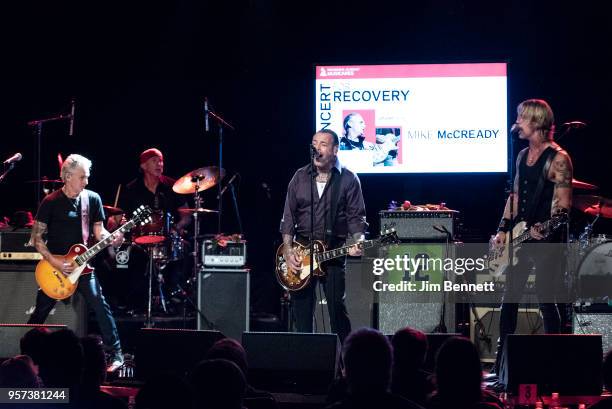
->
xmin=30 ymin=221 xmax=68 ymax=272
xmin=549 ymin=151 xmax=573 ymax=215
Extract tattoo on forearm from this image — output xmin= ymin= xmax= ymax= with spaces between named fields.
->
xmin=30 ymin=221 xmax=52 ymax=259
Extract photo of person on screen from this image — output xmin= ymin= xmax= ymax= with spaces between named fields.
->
xmin=340 ymin=113 xmax=376 ymax=150
xmin=374 ymin=128 xmax=401 ymax=166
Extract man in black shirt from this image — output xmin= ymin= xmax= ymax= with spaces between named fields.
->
xmin=280 ymin=129 xmax=368 ymax=342
xmin=110 ymin=148 xmax=190 ymax=312
xmin=28 ymin=154 xmax=125 ymax=372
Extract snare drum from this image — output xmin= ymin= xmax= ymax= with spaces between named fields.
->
xmin=132 ymin=211 xmax=169 ymax=245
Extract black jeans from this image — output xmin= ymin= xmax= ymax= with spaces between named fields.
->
xmin=291 ymin=260 xmax=352 ymax=343
xmin=28 ymin=272 xmax=122 ymax=356
xmin=495 ymin=243 xmax=563 ymax=371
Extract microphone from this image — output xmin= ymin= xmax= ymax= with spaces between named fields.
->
xmin=262 ymin=182 xmax=272 ymax=200
xmin=204 ymin=97 xmax=210 ymax=132
xmin=510 ymin=123 xmax=520 ymax=134
xmin=3 ymin=152 xmax=22 ymax=165
xmin=217 ymin=173 xmax=239 ymax=199
xmin=562 ymin=120 xmax=587 ymax=129
xmin=69 ymin=98 xmax=76 ymax=136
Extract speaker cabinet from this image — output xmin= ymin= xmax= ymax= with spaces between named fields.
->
xmin=574 ymin=312 xmax=612 ymax=353
xmin=377 ymin=243 xmax=456 ymax=333
xmin=500 ymin=334 xmax=602 ymax=395
xmin=135 ymin=328 xmax=225 ymax=381
xmin=0 ymin=262 xmax=86 ymax=336
xmin=470 ymin=307 xmax=543 ymax=362
xmin=198 ymin=268 xmax=249 ymax=341
xmin=242 ymin=332 xmax=340 ymax=393
xmin=0 ymin=324 xmax=66 ymax=358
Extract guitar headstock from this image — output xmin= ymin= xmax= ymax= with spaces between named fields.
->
xmin=379 ymin=225 xmax=400 ymax=245
xmin=132 ymin=205 xmax=153 ymax=226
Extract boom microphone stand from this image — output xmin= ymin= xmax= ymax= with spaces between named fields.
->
xmin=204 ymin=98 xmax=235 ymax=234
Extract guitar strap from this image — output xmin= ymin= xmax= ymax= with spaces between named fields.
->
xmin=80 ymin=190 xmax=90 ymax=245
xmin=325 ymin=168 xmax=342 ymax=247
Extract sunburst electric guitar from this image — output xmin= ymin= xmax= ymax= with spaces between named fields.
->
xmin=35 ymin=205 xmax=152 ymax=300
xmin=275 ymin=228 xmax=399 ymax=291
xmin=487 ymin=213 xmax=567 ymax=277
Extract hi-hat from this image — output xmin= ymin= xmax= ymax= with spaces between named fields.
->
xmin=103 ymin=205 xmax=124 ymax=216
xmin=178 ymin=207 xmax=219 ymax=215
xmin=572 ymin=179 xmax=598 ymax=190
xmin=173 ymin=167 xmax=225 ymax=194
xmin=573 ymin=195 xmax=612 ymax=218
xmin=25 ymin=177 xmax=62 ymax=183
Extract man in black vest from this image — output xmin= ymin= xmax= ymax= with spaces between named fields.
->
xmin=491 ymin=99 xmax=573 ymax=374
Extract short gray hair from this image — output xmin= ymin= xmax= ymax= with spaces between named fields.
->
xmin=61 ymin=154 xmax=92 ymax=182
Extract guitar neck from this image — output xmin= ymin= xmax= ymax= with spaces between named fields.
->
xmin=315 ymin=239 xmax=376 ymax=263
xmin=512 ymin=219 xmax=553 ymax=246
xmin=75 ymin=220 xmax=136 ymax=265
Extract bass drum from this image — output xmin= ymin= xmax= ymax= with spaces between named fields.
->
xmin=577 ymin=240 xmax=612 ymax=301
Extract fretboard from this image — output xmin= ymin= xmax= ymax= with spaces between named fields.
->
xmin=512 ymin=218 xmax=555 ymax=246
xmin=314 ymin=239 xmax=377 ymax=263
xmin=74 ymin=220 xmax=136 ymax=266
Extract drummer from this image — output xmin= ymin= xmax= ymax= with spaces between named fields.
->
xmin=111 ymin=148 xmax=190 ymax=233
xmin=108 ymin=148 xmax=191 ymax=314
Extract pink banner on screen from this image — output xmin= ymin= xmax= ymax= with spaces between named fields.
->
xmin=317 ymin=63 xmax=506 ymax=79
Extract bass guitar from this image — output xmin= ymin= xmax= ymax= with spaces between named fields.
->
xmin=35 ymin=205 xmax=152 ymax=300
xmin=275 ymin=228 xmax=399 ymax=291
xmin=487 ymin=213 xmax=567 ymax=277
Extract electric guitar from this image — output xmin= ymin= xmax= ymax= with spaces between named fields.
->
xmin=487 ymin=213 xmax=567 ymax=277
xmin=275 ymin=228 xmax=399 ymax=291
xmin=35 ymin=205 xmax=152 ymax=300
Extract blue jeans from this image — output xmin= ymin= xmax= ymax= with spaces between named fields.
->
xmin=28 ymin=272 xmax=122 ymax=356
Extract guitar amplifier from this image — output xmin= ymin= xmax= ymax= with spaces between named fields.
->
xmin=379 ymin=210 xmax=457 ymax=240
xmin=0 ymin=230 xmax=35 ymax=253
xmin=202 ymin=240 xmax=247 ymax=267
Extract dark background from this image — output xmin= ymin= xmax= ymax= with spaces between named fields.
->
xmin=1 ymin=0 xmax=611 ymax=315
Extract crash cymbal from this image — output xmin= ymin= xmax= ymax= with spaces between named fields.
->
xmin=172 ymin=167 xmax=225 ymax=194
xmin=572 ymin=179 xmax=598 ymax=190
xmin=178 ymin=207 xmax=219 ymax=215
xmin=573 ymin=195 xmax=612 ymax=218
xmin=25 ymin=177 xmax=62 ymax=183
xmin=103 ymin=205 xmax=124 ymax=216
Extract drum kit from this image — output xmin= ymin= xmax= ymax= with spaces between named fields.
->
xmin=568 ymin=182 xmax=612 ymax=303
xmin=102 ymin=166 xmax=224 ymax=327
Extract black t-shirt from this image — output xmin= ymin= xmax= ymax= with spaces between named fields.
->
xmin=120 ymin=175 xmax=186 ymax=219
xmin=35 ymin=189 xmax=105 ymax=254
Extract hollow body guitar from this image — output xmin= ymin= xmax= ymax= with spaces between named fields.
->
xmin=275 ymin=229 xmax=398 ymax=291
xmin=35 ymin=205 xmax=152 ymax=300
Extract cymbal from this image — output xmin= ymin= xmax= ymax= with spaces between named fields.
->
xmin=103 ymin=205 xmax=124 ymax=216
xmin=573 ymin=195 xmax=612 ymax=218
xmin=572 ymin=178 xmax=598 ymax=190
xmin=173 ymin=167 xmax=225 ymax=194
xmin=25 ymin=177 xmax=62 ymax=183
xmin=178 ymin=207 xmax=219 ymax=215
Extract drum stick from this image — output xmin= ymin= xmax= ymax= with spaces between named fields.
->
xmin=114 ymin=184 xmax=121 ymax=208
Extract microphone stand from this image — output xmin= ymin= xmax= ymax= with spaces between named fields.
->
xmin=309 ymin=145 xmax=316 ymax=333
xmin=204 ymin=99 xmax=236 ymax=234
xmin=28 ymin=106 xmax=73 ymax=206
xmin=433 ymin=225 xmax=452 ymax=333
